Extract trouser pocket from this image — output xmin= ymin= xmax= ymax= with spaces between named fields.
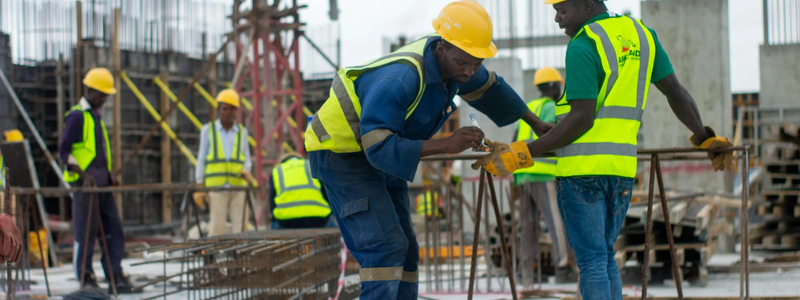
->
xmin=338 ymin=197 xmax=387 ymax=250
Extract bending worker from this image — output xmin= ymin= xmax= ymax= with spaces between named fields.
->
xmin=60 ymin=68 xmax=138 ymax=293
xmin=304 ymin=1 xmax=545 ymax=298
xmin=512 ymin=67 xmax=574 ymax=283
xmin=269 ymin=152 xmax=334 ymax=229
xmin=475 ymin=1 xmax=734 ymax=299
xmin=195 ymin=89 xmax=255 ymax=237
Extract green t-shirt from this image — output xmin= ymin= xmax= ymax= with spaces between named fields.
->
xmin=565 ymin=12 xmax=675 ymax=101
xmin=514 ymin=98 xmax=557 ymax=185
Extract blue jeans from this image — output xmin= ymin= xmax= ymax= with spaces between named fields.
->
xmin=309 ymin=151 xmax=419 ymax=300
xmin=557 ymin=176 xmax=633 ymax=300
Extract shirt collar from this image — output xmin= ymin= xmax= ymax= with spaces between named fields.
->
xmin=582 ymin=11 xmax=618 ymax=28
xmin=78 ymin=97 xmax=92 ymax=111
xmin=215 ymin=119 xmax=239 ymax=132
xmin=423 ymin=36 xmax=445 ymax=84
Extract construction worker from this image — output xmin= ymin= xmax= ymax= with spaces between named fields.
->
xmin=415 ymin=191 xmax=442 ymax=219
xmin=269 ymin=152 xmax=334 ymax=229
xmin=512 ymin=67 xmax=575 ymax=283
xmin=1 ymin=130 xmax=25 ymax=225
xmin=304 ymin=1 xmax=544 ymax=298
xmin=475 ymin=1 xmax=735 ymax=299
xmin=194 ymin=89 xmax=254 ymax=237
xmin=60 ymin=68 xmax=139 ymax=293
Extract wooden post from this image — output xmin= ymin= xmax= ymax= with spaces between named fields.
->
xmin=208 ymin=56 xmax=217 ymax=122
xmin=75 ymin=1 xmax=83 ymax=100
xmin=160 ymin=71 xmax=172 ymax=223
xmin=57 ymin=53 xmax=67 ymax=221
xmin=112 ymin=8 xmax=123 ymax=217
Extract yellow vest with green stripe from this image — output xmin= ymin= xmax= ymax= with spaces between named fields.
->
xmin=304 ymin=36 xmax=431 ymax=153
xmin=554 ymin=16 xmax=656 ymax=178
xmin=63 ymin=105 xmax=111 ymax=183
xmin=514 ymin=97 xmax=557 ymax=176
xmin=204 ymin=122 xmax=248 ymax=187
xmin=271 ymin=158 xmax=330 ymax=220
xmin=416 ymin=190 xmax=439 ymax=217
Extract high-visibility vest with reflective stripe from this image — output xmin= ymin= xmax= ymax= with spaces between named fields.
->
xmin=304 ymin=36 xmax=432 ymax=153
xmin=63 ymin=105 xmax=112 ymax=183
xmin=554 ymin=16 xmax=656 ymax=178
xmin=416 ymin=191 xmax=439 ymax=217
xmin=514 ymin=97 xmax=557 ymax=176
xmin=204 ymin=122 xmax=248 ymax=187
xmin=271 ymin=158 xmax=330 ymax=220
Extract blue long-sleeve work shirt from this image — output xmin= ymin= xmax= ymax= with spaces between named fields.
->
xmin=59 ymin=98 xmax=112 ymax=187
xmin=345 ymin=36 xmax=527 ymax=181
xmin=195 ymin=120 xmax=252 ymax=185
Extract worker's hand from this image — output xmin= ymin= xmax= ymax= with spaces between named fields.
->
xmin=690 ymin=126 xmax=734 ymax=171
xmin=0 ymin=213 xmax=22 ymax=263
xmin=445 ymin=126 xmax=485 ymax=153
xmin=193 ymin=190 xmax=208 ymax=211
xmin=109 ymin=174 xmax=120 ymax=186
xmin=533 ymin=121 xmax=555 ymax=137
xmin=471 ymin=140 xmax=534 ymax=177
xmin=81 ymin=173 xmax=97 ymax=188
xmin=238 ymin=170 xmax=258 ymax=186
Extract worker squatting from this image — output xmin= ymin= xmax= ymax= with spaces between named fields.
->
xmin=304 ymin=0 xmax=734 ymax=299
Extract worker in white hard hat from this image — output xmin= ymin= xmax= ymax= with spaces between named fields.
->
xmin=303 ymin=1 xmax=551 ymax=298
xmin=477 ymin=0 xmax=735 ymax=299
xmin=60 ymin=68 xmax=140 ymax=293
xmin=194 ymin=89 xmax=255 ymax=237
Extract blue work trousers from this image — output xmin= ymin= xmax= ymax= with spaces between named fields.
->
xmin=309 ymin=151 xmax=419 ymax=300
xmin=557 ymin=176 xmax=633 ymax=300
xmin=72 ymin=191 xmax=125 ymax=281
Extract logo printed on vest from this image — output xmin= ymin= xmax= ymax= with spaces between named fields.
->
xmin=615 ymin=35 xmax=640 ymax=66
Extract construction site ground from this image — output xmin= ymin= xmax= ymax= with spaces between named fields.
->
xmin=14 ymin=252 xmax=800 ymax=300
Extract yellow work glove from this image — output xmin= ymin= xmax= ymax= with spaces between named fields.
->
xmin=471 ymin=139 xmax=534 ymax=178
xmin=690 ymin=126 xmax=734 ymax=171
xmin=193 ymin=184 xmax=208 ymax=210
xmin=238 ymin=170 xmax=258 ymax=187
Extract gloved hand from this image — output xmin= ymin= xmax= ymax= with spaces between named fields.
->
xmin=471 ymin=139 xmax=534 ymax=177
xmin=238 ymin=170 xmax=258 ymax=187
xmin=690 ymin=126 xmax=734 ymax=171
xmin=0 ymin=213 xmax=22 ymax=263
xmin=193 ymin=184 xmax=208 ymax=210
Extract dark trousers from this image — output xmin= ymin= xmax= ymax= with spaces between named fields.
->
xmin=72 ymin=192 xmax=125 ymax=280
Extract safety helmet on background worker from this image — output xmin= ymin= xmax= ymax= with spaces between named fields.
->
xmin=216 ymin=89 xmax=241 ymax=108
xmin=3 ymin=129 xmax=23 ymax=142
xmin=432 ymin=0 xmax=497 ymax=59
xmin=82 ymin=67 xmax=117 ymax=95
xmin=533 ymin=67 xmax=564 ymax=86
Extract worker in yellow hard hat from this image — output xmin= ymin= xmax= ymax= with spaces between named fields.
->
xmin=60 ymin=68 xmax=140 ymax=293
xmin=194 ymin=89 xmax=254 ymax=237
xmin=303 ymin=1 xmax=548 ymax=298
xmin=478 ymin=1 xmax=734 ymax=299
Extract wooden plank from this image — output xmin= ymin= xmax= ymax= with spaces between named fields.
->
xmin=795 ymin=205 xmax=800 ymax=218
xmin=614 ymin=251 xmax=626 ymax=271
xmin=781 ymin=233 xmax=800 ymax=247
xmin=112 ymin=8 xmax=123 ymax=218
xmin=762 ymin=234 xmax=782 ymax=246
xmin=694 ymin=205 xmax=713 ymax=234
xmin=75 ymin=1 xmax=83 ymax=100
xmin=670 ymin=202 xmax=689 ymax=223
xmin=160 ymin=71 xmax=172 ymax=223
xmin=773 ymin=205 xmax=786 ymax=218
xmin=700 ymin=238 xmax=718 ymax=265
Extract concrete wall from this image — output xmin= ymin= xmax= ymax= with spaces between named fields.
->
xmin=759 ymin=44 xmax=800 ymax=108
xmin=641 ymin=0 xmax=732 ymax=192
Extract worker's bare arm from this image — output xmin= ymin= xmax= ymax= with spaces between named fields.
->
xmin=421 ymin=126 xmax=484 ymax=157
xmin=526 ymin=99 xmax=596 ymax=156
xmin=521 ymin=109 xmax=555 ymax=137
xmin=654 ymin=73 xmax=710 ymax=142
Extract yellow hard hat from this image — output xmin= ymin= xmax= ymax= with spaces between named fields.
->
xmin=533 ymin=67 xmax=564 ymax=86
xmin=4 ymin=129 xmax=23 ymax=142
xmin=432 ymin=0 xmax=497 ymax=59
xmin=82 ymin=67 xmax=117 ymax=95
xmin=216 ymin=89 xmax=240 ymax=108
xmin=545 ymin=0 xmax=605 ymax=4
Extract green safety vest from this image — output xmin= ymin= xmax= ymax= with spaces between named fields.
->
xmin=304 ymin=36 xmax=431 ymax=153
xmin=416 ymin=191 xmax=439 ymax=217
xmin=514 ymin=97 xmax=557 ymax=176
xmin=554 ymin=16 xmax=656 ymax=178
xmin=204 ymin=122 xmax=248 ymax=187
xmin=63 ymin=105 xmax=111 ymax=183
xmin=271 ymin=158 xmax=330 ymax=220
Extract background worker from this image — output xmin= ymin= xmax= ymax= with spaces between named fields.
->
xmin=512 ymin=67 xmax=574 ymax=283
xmin=475 ymin=0 xmax=734 ymax=299
xmin=60 ymin=68 xmax=138 ymax=293
xmin=304 ymin=1 xmax=545 ymax=298
xmin=194 ymin=89 xmax=255 ymax=237
xmin=0 ymin=129 xmax=23 ymax=265
xmin=269 ymin=152 xmax=334 ymax=229
xmin=415 ymin=190 xmax=442 ymax=219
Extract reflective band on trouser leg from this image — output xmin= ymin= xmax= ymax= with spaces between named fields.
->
xmin=360 ymin=267 xmax=403 ymax=282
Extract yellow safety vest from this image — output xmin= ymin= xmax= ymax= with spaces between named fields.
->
xmin=514 ymin=97 xmax=557 ymax=176
xmin=271 ymin=158 xmax=330 ymax=220
xmin=416 ymin=191 xmax=439 ymax=217
xmin=304 ymin=36 xmax=432 ymax=153
xmin=204 ymin=122 xmax=248 ymax=187
xmin=554 ymin=16 xmax=656 ymax=178
xmin=63 ymin=105 xmax=111 ymax=183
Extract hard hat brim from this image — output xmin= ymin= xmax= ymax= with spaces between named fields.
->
xmin=544 ymin=0 xmax=568 ymax=4
xmin=82 ymin=78 xmax=117 ymax=95
xmin=434 ymin=27 xmax=498 ymax=59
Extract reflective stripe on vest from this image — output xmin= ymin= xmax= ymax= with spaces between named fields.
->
xmin=272 ymin=158 xmax=330 ymax=220
xmin=416 ymin=191 xmax=439 ymax=217
xmin=204 ymin=122 xmax=248 ymax=187
xmin=554 ymin=16 xmax=656 ymax=178
xmin=513 ymin=97 xmax=557 ymax=176
xmin=304 ymin=36 xmax=434 ymax=153
xmin=63 ymin=105 xmax=112 ymax=183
